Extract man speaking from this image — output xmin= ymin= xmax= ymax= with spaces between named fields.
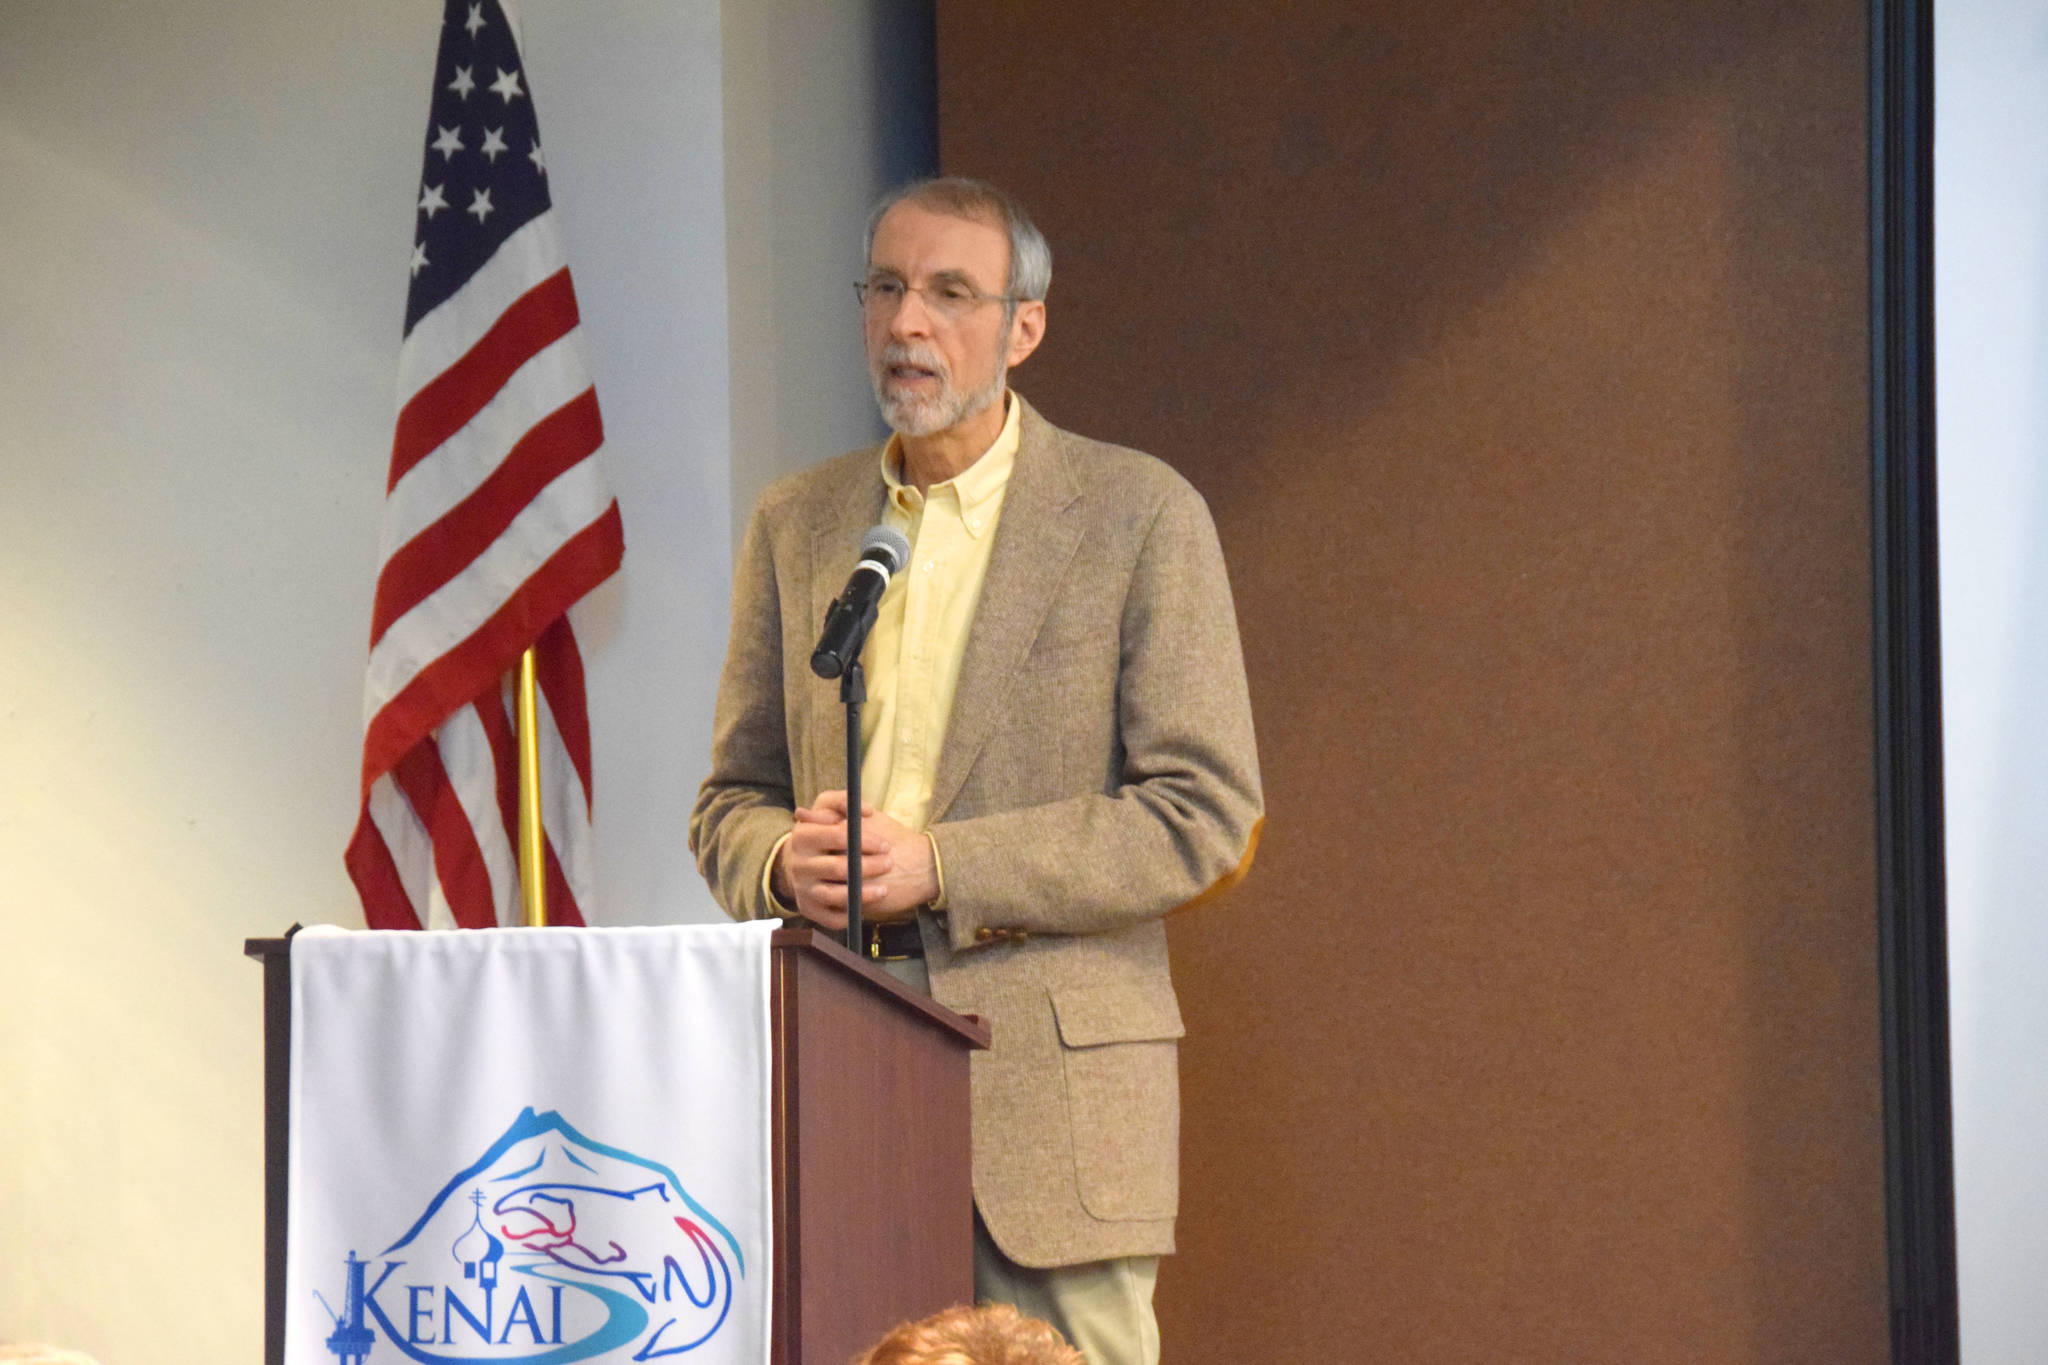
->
xmin=690 ymin=177 xmax=1262 ymax=1365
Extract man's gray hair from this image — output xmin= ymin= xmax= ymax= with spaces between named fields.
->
xmin=863 ymin=176 xmax=1053 ymax=303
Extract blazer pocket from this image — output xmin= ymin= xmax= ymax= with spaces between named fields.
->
xmin=1051 ymin=981 xmax=1186 ymax=1223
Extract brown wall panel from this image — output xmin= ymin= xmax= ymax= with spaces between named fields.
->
xmin=938 ymin=2 xmax=1886 ymax=1360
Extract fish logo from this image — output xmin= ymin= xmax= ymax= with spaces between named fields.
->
xmin=314 ymin=1107 xmax=740 ymax=1362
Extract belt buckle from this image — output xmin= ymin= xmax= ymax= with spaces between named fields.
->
xmin=865 ymin=920 xmax=920 ymax=962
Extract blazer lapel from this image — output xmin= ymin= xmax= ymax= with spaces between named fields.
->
xmin=927 ymin=404 xmax=1085 ymax=823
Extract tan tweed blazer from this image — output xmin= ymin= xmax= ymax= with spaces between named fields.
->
xmin=691 ymin=399 xmax=1262 ymax=1267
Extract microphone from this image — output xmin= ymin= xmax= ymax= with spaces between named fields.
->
xmin=810 ymin=525 xmax=912 ymax=679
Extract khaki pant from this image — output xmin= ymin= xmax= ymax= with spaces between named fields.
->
xmin=880 ymin=955 xmax=1164 ymax=1365
xmin=974 ymin=1211 xmax=1160 ymax=1365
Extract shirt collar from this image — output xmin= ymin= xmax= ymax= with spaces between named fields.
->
xmin=881 ymin=391 xmax=1022 ymax=523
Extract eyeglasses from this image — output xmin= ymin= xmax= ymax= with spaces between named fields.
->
xmin=855 ymin=273 xmax=1016 ymax=321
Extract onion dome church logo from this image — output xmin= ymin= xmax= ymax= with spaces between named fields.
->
xmin=315 ymin=1107 xmax=740 ymax=1362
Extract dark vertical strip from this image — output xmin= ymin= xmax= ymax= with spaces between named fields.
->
xmin=245 ymin=936 xmax=295 ymax=1365
xmin=771 ymin=945 xmax=800 ymax=1365
xmin=870 ymin=0 xmax=940 ymax=190
xmin=1869 ymin=0 xmax=1958 ymax=1359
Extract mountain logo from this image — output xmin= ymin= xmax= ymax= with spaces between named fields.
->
xmin=313 ymin=1107 xmax=742 ymax=1362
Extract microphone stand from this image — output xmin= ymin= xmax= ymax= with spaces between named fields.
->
xmin=841 ymin=659 xmax=866 ymax=957
xmin=814 ymin=542 xmax=901 ymax=958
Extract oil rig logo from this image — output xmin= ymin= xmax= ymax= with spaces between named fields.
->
xmin=313 ymin=1107 xmax=740 ymax=1362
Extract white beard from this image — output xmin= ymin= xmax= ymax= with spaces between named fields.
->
xmin=872 ymin=341 xmax=1007 ymax=438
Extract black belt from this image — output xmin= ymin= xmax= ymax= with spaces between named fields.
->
xmin=862 ymin=919 xmax=924 ymax=961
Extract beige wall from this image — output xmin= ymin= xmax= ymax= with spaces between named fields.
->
xmin=0 ymin=7 xmax=433 ymax=1355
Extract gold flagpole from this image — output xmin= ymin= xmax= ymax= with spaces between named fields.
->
xmin=516 ymin=646 xmax=547 ymax=927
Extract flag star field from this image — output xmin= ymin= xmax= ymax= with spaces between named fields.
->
xmin=407 ymin=0 xmax=550 ymax=333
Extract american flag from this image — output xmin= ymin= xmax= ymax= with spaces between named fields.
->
xmin=345 ymin=0 xmax=622 ymax=930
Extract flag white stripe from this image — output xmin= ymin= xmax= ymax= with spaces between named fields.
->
xmin=535 ymin=683 xmax=598 ymax=915
xmin=363 ymin=458 xmax=612 ymax=720
xmin=367 ymin=774 xmax=437 ymax=926
xmin=381 ymin=328 xmax=594 ymax=560
xmin=438 ymin=700 xmax=521 ymax=921
xmin=397 ymin=211 xmax=568 ymax=406
xmin=425 ymin=878 xmax=457 ymax=931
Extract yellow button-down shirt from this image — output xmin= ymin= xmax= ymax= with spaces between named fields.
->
xmin=763 ymin=393 xmax=1020 ymax=910
xmin=862 ymin=391 xmax=1020 ymax=828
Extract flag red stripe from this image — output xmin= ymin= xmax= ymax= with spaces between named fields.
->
xmin=535 ymin=615 xmax=595 ymax=813
xmin=477 ymin=686 xmax=588 ymax=928
xmin=389 ymin=268 xmax=581 ymax=490
xmin=351 ymin=24 xmax=616 ymax=934
xmin=542 ymin=832 xmax=586 ymax=927
xmin=370 ymin=388 xmax=604 ymax=646
xmin=477 ymin=690 xmax=522 ymax=842
xmin=345 ymin=808 xmax=425 ymax=931
xmin=362 ymin=502 xmax=623 ymax=792
xmin=391 ymin=739 xmax=499 ymax=929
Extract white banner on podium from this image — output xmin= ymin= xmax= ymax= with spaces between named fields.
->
xmin=284 ymin=922 xmax=775 ymax=1365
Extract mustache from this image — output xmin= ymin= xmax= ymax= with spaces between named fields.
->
xmin=876 ymin=343 xmax=948 ymax=379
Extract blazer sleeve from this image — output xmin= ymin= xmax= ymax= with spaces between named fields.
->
xmin=689 ymin=497 xmax=800 ymax=922
xmin=931 ymin=477 xmax=1263 ymax=947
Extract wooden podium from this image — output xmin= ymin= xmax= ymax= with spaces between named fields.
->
xmin=245 ymin=925 xmax=989 ymax=1365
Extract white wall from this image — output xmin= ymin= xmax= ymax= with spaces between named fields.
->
xmin=720 ymin=0 xmax=936 ymax=544
xmin=1935 ymin=0 xmax=2048 ymax=1360
xmin=517 ymin=0 xmax=735 ymax=930
xmin=0 ymin=1 xmax=923 ymax=1359
xmin=0 ymin=6 xmax=452 ymax=1357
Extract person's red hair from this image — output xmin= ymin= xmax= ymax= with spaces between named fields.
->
xmin=851 ymin=1303 xmax=1084 ymax=1365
